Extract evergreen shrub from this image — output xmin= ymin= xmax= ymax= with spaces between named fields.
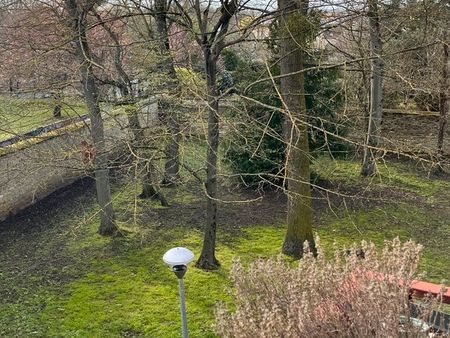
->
xmin=223 ymin=50 xmax=348 ymax=186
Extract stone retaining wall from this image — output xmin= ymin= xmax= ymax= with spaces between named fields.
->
xmin=0 ymin=98 xmax=197 ymax=223
xmin=0 ymin=116 xmax=131 ymax=223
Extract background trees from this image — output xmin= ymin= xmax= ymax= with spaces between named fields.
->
xmin=0 ymin=3 xmax=77 ymax=106
xmin=1 ymin=0 xmax=447 ymax=255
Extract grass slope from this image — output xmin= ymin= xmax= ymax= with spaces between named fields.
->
xmin=0 ymin=96 xmax=86 ymax=142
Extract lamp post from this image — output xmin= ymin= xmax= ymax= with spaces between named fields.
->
xmin=163 ymin=247 xmax=195 ymax=338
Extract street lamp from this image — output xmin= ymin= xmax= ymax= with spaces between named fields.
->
xmin=163 ymin=247 xmax=195 ymax=338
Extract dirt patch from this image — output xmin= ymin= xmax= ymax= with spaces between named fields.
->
xmin=138 ymin=177 xmax=429 ymax=238
xmin=0 ymin=178 xmax=97 ymax=302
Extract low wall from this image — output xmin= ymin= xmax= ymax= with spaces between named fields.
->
xmin=0 ymin=116 xmax=132 ymax=223
xmin=0 ymin=97 xmax=195 ymax=223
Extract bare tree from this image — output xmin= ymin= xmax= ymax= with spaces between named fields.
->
xmin=437 ymin=31 xmax=448 ymax=162
xmin=361 ymin=0 xmax=383 ymax=177
xmin=154 ymin=0 xmax=182 ymax=187
xmin=171 ymin=0 xmax=250 ymax=269
xmin=196 ymin=0 xmax=239 ymax=269
xmin=64 ymin=0 xmax=117 ymax=235
xmin=92 ymin=8 xmax=169 ymax=206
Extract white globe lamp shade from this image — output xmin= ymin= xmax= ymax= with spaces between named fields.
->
xmin=163 ymin=247 xmax=195 ymax=268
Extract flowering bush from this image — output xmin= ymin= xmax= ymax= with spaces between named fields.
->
xmin=216 ymin=238 xmax=444 ymax=337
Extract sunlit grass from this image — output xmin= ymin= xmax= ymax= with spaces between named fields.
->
xmin=0 ymin=96 xmax=86 ymax=142
xmin=312 ymin=155 xmax=450 ymax=197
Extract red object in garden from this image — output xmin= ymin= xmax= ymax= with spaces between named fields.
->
xmin=360 ymin=270 xmax=450 ymax=304
xmin=410 ymin=280 xmax=450 ymax=304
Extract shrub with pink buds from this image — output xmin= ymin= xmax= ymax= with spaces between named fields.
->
xmin=216 ymin=238 xmax=447 ymax=337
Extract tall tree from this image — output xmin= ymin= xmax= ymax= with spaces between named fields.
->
xmin=172 ymin=0 xmax=240 ymax=269
xmin=93 ymin=9 xmax=168 ymax=206
xmin=361 ymin=0 xmax=384 ymax=177
xmin=437 ymin=32 xmax=448 ymax=161
xmin=64 ymin=0 xmax=117 ymax=235
xmin=154 ymin=0 xmax=181 ymax=187
xmin=196 ymin=0 xmax=238 ymax=269
xmin=167 ymin=0 xmax=273 ymax=268
xmin=278 ymin=0 xmax=315 ymax=258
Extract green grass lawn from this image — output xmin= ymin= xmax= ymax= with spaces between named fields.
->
xmin=0 ymin=96 xmax=86 ymax=141
xmin=0 ymin=140 xmax=449 ymax=337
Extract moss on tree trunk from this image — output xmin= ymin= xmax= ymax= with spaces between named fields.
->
xmin=278 ymin=0 xmax=315 ymax=258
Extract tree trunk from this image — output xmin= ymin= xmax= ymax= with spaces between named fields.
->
xmin=126 ymin=106 xmax=168 ymax=206
xmin=361 ymin=0 xmax=383 ymax=177
xmin=83 ymin=64 xmax=116 ymax=235
xmin=65 ymin=0 xmax=116 ymax=235
xmin=196 ymin=49 xmax=220 ymax=270
xmin=155 ymin=0 xmax=181 ymax=186
xmin=140 ymin=160 xmax=169 ymax=206
xmin=278 ymin=0 xmax=315 ymax=259
xmin=96 ymin=11 xmax=169 ymax=207
xmin=437 ymin=34 xmax=448 ymax=160
xmin=159 ymin=98 xmax=181 ymax=186
xmin=124 ymin=95 xmax=166 ymax=204
xmin=53 ymin=92 xmax=62 ymax=118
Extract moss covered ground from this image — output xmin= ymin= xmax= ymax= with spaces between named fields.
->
xmin=0 ymin=140 xmax=449 ymax=337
